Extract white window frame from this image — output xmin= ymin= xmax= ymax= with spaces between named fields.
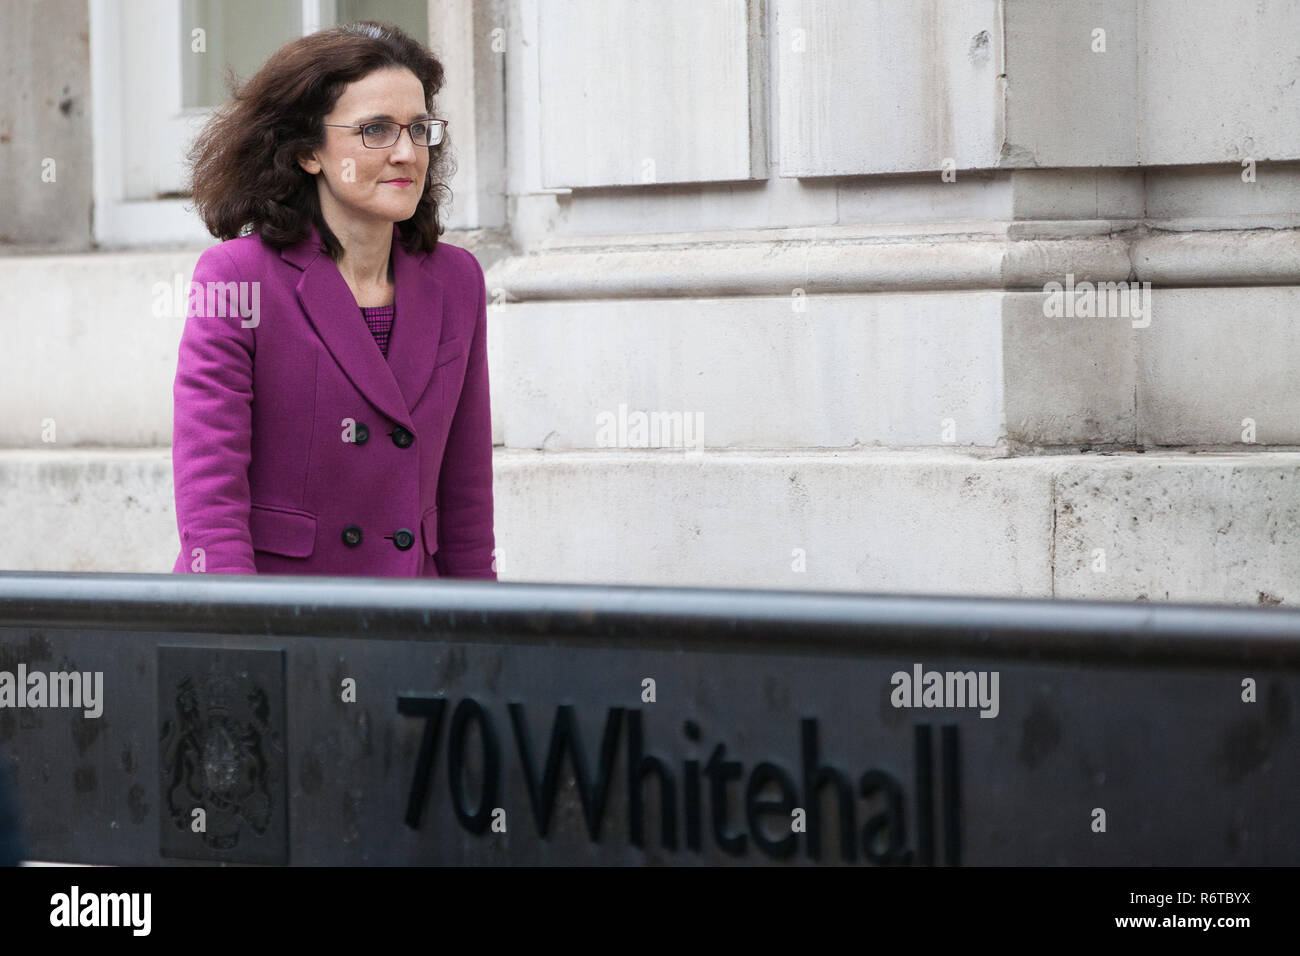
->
xmin=90 ymin=0 xmax=335 ymax=247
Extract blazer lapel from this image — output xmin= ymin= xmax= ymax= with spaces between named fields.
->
xmin=386 ymin=224 xmax=445 ymax=413
xmin=282 ymin=223 xmax=444 ymax=430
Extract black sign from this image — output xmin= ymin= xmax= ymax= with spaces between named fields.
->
xmin=0 ymin=572 xmax=1296 ymax=865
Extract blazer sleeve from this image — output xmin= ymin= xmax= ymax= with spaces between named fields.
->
xmin=172 ymin=244 xmax=258 ymax=574
xmin=433 ymin=248 xmax=498 ymax=580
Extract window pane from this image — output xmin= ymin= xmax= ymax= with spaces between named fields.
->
xmin=181 ymin=0 xmax=304 ymax=110
xmin=337 ymin=0 xmax=428 ymax=45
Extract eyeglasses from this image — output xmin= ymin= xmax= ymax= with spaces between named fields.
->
xmin=322 ymin=118 xmax=447 ymax=148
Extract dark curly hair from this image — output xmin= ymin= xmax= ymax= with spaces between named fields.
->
xmin=186 ymin=21 xmax=455 ymax=259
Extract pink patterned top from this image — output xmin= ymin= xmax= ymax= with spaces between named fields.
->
xmin=360 ymin=303 xmax=394 ymax=357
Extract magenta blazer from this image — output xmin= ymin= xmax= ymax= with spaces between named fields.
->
xmin=171 ymin=221 xmax=497 ymax=580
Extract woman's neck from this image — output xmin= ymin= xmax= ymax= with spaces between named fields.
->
xmin=329 ymin=216 xmax=395 ymax=292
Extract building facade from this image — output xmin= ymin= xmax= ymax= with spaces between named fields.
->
xmin=1 ymin=0 xmax=1298 ymax=602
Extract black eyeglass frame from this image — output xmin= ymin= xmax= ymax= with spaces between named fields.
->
xmin=322 ymin=118 xmax=448 ymax=148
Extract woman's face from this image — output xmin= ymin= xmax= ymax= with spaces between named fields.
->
xmin=299 ymin=66 xmax=431 ymax=231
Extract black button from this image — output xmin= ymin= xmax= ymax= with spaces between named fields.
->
xmin=390 ymin=425 xmax=414 ymax=448
xmin=342 ymin=525 xmax=362 ymax=547
xmin=355 ymin=422 xmax=370 ymax=445
xmin=388 ymin=528 xmax=415 ymax=551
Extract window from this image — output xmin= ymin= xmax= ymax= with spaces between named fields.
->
xmin=91 ymin=0 xmax=428 ymax=246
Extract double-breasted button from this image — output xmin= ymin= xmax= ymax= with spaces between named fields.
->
xmin=387 ymin=528 xmax=415 ymax=551
xmin=342 ymin=525 xmax=363 ymax=547
xmin=354 ymin=422 xmax=370 ymax=445
xmin=390 ymin=425 xmax=414 ymax=448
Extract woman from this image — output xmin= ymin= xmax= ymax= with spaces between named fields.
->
xmin=171 ymin=21 xmax=496 ymax=580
